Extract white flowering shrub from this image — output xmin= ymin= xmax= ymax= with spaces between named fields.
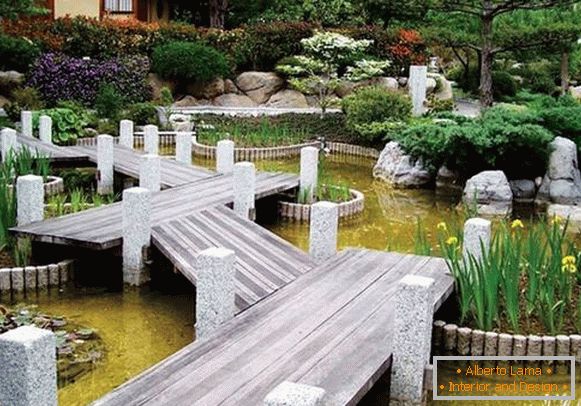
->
xmin=276 ymin=31 xmax=390 ymax=116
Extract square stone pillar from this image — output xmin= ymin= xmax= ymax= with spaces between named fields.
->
xmin=139 ymin=154 xmax=161 ymax=192
xmin=0 ymin=325 xmax=57 ymax=406
xmin=216 ymin=140 xmax=235 ymax=174
xmin=175 ymin=132 xmax=192 ymax=165
xmin=233 ymin=162 xmax=256 ymax=219
xmin=300 ymin=147 xmax=318 ymax=204
xmin=17 ymin=175 xmax=44 ymax=226
xmin=143 ymin=124 xmax=159 ymax=155
xmin=463 ymin=218 xmax=492 ymax=262
xmin=97 ymin=134 xmax=114 ymax=195
xmin=309 ymin=201 xmax=338 ymax=263
xmin=21 ymin=110 xmax=33 ymax=137
xmin=390 ymin=275 xmax=435 ymax=403
xmin=195 ymin=247 xmax=236 ymax=340
xmin=264 ymin=381 xmax=326 ymax=406
xmin=39 ymin=115 xmax=52 ymax=144
xmin=122 ymin=187 xmax=152 ymax=286
xmin=409 ymin=65 xmax=428 ymax=117
xmin=119 ymin=119 xmax=134 ymax=149
xmin=1 ymin=128 xmax=18 ymax=161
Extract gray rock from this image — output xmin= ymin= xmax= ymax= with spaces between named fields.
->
xmin=463 ymin=218 xmax=491 ymax=262
xmin=548 ymin=204 xmax=581 ymax=233
xmin=429 ymin=73 xmax=454 ymax=101
xmin=212 ymin=93 xmax=257 ymax=108
xmin=186 ymin=78 xmax=224 ymax=100
xmin=265 ymin=89 xmax=308 ymax=108
xmin=173 ymin=95 xmax=198 ymax=107
xmin=426 ymin=77 xmax=437 ymax=94
xmin=169 ymin=114 xmax=193 ymax=132
xmin=236 ymin=72 xmax=284 ymax=104
xmin=147 ymin=73 xmax=174 ymax=101
xmin=536 ymin=137 xmax=581 ymax=205
xmin=0 ymin=70 xmax=24 ymax=96
xmin=570 ymin=85 xmax=581 ymax=100
xmin=510 ymin=179 xmax=536 ymax=203
xmin=463 ymin=170 xmax=513 ymax=216
xmin=398 ymin=77 xmax=408 ymax=87
xmin=373 ymin=141 xmax=432 ymax=188
xmin=224 ymin=79 xmax=239 ymax=94
xmin=436 ymin=165 xmax=462 ymax=196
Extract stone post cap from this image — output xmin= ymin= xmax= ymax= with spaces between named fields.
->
xmin=39 ymin=114 xmax=51 ymax=120
xmin=141 ymin=154 xmax=160 ymax=161
xmin=199 ymin=247 xmax=235 ymax=259
xmin=301 ymin=146 xmax=318 ymax=154
xmin=312 ymin=201 xmax=339 ymax=210
xmin=400 ymin=274 xmax=435 ymax=289
xmin=17 ymin=174 xmax=43 ymax=183
xmin=464 ymin=217 xmax=491 ymax=227
xmin=217 ymin=139 xmax=235 ymax=147
xmin=2 ymin=128 xmax=16 ymax=135
xmin=120 ymin=119 xmax=134 ymax=124
xmin=144 ymin=124 xmax=158 ymax=130
xmin=264 ymin=381 xmax=326 ymax=406
xmin=410 ymin=65 xmax=428 ymax=70
xmin=234 ymin=161 xmax=255 ymax=169
xmin=98 ymin=134 xmax=114 ymax=140
xmin=0 ymin=325 xmax=54 ymax=344
xmin=123 ymin=187 xmax=151 ymax=197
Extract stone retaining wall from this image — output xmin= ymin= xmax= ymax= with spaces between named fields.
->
xmin=0 ymin=259 xmax=73 ymax=297
xmin=432 ymin=321 xmax=581 ymax=362
xmin=278 ymin=188 xmax=364 ymax=222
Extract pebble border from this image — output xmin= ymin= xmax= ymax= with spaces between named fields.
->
xmin=0 ymin=259 xmax=74 ymax=296
xmin=278 ymin=188 xmax=365 ymax=222
xmin=432 ymin=320 xmax=581 ymax=362
xmin=7 ymin=176 xmax=64 ymax=197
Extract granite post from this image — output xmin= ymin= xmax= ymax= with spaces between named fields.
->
xmin=216 ymin=140 xmax=235 ymax=174
xmin=195 ymin=247 xmax=236 ymax=340
xmin=309 ymin=201 xmax=338 ymax=263
xmin=0 ymin=325 xmax=57 ymax=406
xmin=300 ymin=147 xmax=318 ymax=204
xmin=390 ymin=275 xmax=435 ymax=403
xmin=16 ymin=175 xmax=44 ymax=226
xmin=463 ymin=218 xmax=492 ymax=262
xmin=122 ymin=187 xmax=152 ymax=286
xmin=1 ymin=128 xmax=17 ymax=161
xmin=264 ymin=381 xmax=326 ymax=406
xmin=21 ymin=110 xmax=33 ymax=137
xmin=38 ymin=115 xmax=52 ymax=144
xmin=175 ymin=132 xmax=192 ymax=165
xmin=143 ymin=124 xmax=159 ymax=155
xmin=139 ymin=154 xmax=161 ymax=193
xmin=97 ymin=134 xmax=114 ymax=195
xmin=233 ymin=162 xmax=256 ymax=219
xmin=409 ymin=65 xmax=428 ymax=117
xmin=119 ymin=119 xmax=134 ymax=149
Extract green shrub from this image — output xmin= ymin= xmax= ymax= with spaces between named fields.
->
xmin=0 ymin=34 xmax=40 ymax=72
xmin=125 ymin=103 xmax=159 ymax=125
xmin=4 ymin=87 xmax=45 ymax=122
xmin=492 ymin=71 xmax=518 ymax=99
xmin=514 ymin=60 xmax=558 ymax=95
xmin=94 ymin=84 xmax=125 ymax=120
xmin=395 ymin=106 xmax=554 ymax=178
xmin=151 ymin=41 xmax=230 ymax=83
xmin=342 ymin=87 xmax=412 ymax=142
xmin=32 ymin=108 xmax=89 ymax=145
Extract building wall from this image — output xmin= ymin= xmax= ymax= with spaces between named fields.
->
xmin=54 ymin=0 xmax=100 ymax=18
xmin=146 ymin=0 xmax=170 ymax=22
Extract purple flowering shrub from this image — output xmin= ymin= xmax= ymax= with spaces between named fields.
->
xmin=27 ymin=53 xmax=151 ymax=106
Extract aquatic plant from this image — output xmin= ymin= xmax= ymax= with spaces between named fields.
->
xmin=13 ymin=237 xmax=32 ymax=267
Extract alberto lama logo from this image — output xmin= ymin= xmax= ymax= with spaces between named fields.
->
xmin=464 ymin=364 xmax=543 ymax=376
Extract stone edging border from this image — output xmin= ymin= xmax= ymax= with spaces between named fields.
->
xmin=432 ymin=321 xmax=581 ymax=362
xmin=0 ymin=259 xmax=74 ymax=296
xmin=326 ymin=142 xmax=380 ymax=159
xmin=193 ymin=140 xmax=321 ymax=161
xmin=8 ymin=176 xmax=64 ymax=197
xmin=278 ymin=188 xmax=364 ymax=222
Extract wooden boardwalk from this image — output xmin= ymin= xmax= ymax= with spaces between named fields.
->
xmin=17 ymin=135 xmax=89 ymax=163
xmin=12 ymin=172 xmax=299 ymax=249
xmin=93 ymin=249 xmax=454 ymax=406
xmin=70 ymin=144 xmax=214 ymax=188
xmin=152 ymin=205 xmax=315 ymax=311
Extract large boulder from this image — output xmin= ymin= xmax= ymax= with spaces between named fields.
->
xmin=169 ymin=113 xmax=193 ymax=132
xmin=548 ymin=204 xmax=581 ymax=232
xmin=463 ymin=170 xmax=513 ymax=216
xmin=428 ymin=73 xmax=454 ymax=101
xmin=173 ymin=95 xmax=198 ymax=107
xmin=335 ymin=77 xmax=400 ymax=98
xmin=436 ymin=165 xmax=462 ymax=196
xmin=0 ymin=71 xmax=24 ymax=96
xmin=536 ymin=137 xmax=581 ymax=205
xmin=235 ymin=72 xmax=284 ymax=104
xmin=510 ymin=179 xmax=536 ymax=203
xmin=212 ymin=93 xmax=257 ymax=108
xmin=148 ymin=73 xmax=175 ymax=100
xmin=570 ymin=86 xmax=581 ymax=100
xmin=265 ymin=89 xmax=308 ymax=108
xmin=426 ymin=77 xmax=438 ymax=95
xmin=373 ymin=141 xmax=432 ymax=188
xmin=186 ymin=78 xmax=225 ymax=100
xmin=224 ymin=79 xmax=239 ymax=94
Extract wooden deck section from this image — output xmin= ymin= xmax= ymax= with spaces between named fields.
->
xmin=93 ymin=249 xmax=454 ymax=406
xmin=11 ymin=172 xmax=299 ymax=250
xmin=17 ymin=135 xmax=89 ymax=163
xmin=152 ymin=205 xmax=315 ymax=311
xmin=69 ymin=144 xmax=214 ymax=188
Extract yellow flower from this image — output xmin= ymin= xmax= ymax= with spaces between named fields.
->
xmin=562 ymin=264 xmax=578 ymax=274
xmin=437 ymin=222 xmax=447 ymax=232
xmin=551 ymin=215 xmax=564 ymax=226
xmin=446 ymin=236 xmax=458 ymax=246
xmin=511 ymin=219 xmax=524 ymax=230
xmin=562 ymin=255 xmax=577 ymax=266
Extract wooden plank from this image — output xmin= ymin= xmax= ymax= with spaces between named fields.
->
xmin=17 ymin=136 xmax=89 ymax=163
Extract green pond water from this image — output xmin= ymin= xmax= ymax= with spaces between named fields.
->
xmin=2 ymin=153 xmax=560 ymax=405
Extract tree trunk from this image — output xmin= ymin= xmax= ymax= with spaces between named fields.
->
xmin=209 ymin=0 xmax=228 ymax=28
xmin=479 ymin=13 xmax=494 ymax=108
xmin=561 ymin=50 xmax=570 ymax=95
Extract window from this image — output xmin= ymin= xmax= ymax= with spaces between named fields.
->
xmin=104 ymin=0 xmax=133 ymax=13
